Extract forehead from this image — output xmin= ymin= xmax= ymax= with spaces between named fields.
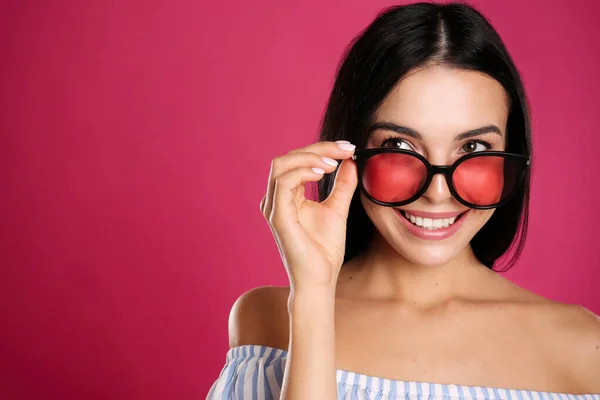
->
xmin=373 ymin=66 xmax=509 ymax=136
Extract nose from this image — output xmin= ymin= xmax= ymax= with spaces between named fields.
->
xmin=421 ymin=172 xmax=453 ymax=204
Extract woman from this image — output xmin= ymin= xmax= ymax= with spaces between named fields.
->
xmin=208 ymin=2 xmax=600 ymax=399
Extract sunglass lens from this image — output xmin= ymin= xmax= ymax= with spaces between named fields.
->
xmin=452 ymin=154 xmax=525 ymax=207
xmin=362 ymin=152 xmax=427 ymax=204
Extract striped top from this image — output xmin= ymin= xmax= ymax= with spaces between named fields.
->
xmin=207 ymin=345 xmax=600 ymax=400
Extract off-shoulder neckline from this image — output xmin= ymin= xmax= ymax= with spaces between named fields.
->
xmin=227 ymin=344 xmax=599 ymax=398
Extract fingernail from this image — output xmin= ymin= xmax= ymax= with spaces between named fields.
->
xmin=336 ymin=142 xmax=356 ymax=151
xmin=321 ymin=156 xmax=338 ymax=167
xmin=312 ymin=168 xmax=325 ymax=174
xmin=335 ymin=140 xmax=351 ymax=144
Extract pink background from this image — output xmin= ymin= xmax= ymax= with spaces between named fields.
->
xmin=1 ymin=0 xmax=598 ymax=398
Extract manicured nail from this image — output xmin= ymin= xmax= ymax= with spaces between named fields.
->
xmin=312 ymin=168 xmax=325 ymax=174
xmin=335 ymin=140 xmax=351 ymax=144
xmin=321 ymin=156 xmax=338 ymax=167
xmin=336 ymin=142 xmax=356 ymax=151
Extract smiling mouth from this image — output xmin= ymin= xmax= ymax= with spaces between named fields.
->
xmin=399 ymin=210 xmax=467 ymax=230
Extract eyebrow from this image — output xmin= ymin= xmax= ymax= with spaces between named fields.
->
xmin=368 ymin=122 xmax=503 ymax=141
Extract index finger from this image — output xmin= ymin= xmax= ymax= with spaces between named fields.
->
xmin=288 ymin=140 xmax=356 ymax=160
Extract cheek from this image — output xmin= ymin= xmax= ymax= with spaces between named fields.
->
xmin=360 ymin=195 xmax=396 ymax=232
xmin=467 ymin=209 xmax=495 ymax=231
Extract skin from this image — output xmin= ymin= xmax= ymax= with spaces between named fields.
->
xmin=230 ymin=66 xmax=600 ymax=395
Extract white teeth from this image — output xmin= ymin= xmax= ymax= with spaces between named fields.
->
xmin=404 ymin=212 xmax=459 ymax=230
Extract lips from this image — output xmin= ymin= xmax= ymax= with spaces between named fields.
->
xmin=393 ymin=208 xmax=470 ymax=240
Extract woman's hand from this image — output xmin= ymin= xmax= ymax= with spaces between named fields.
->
xmin=260 ymin=140 xmax=358 ymax=292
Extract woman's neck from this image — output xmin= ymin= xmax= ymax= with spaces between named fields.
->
xmin=337 ymin=232 xmax=499 ymax=307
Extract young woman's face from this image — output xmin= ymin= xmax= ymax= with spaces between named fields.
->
xmin=360 ymin=65 xmax=509 ymax=266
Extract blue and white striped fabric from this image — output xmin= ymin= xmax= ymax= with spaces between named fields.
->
xmin=207 ymin=345 xmax=600 ymax=400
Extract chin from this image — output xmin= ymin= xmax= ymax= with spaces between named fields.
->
xmin=389 ymin=240 xmax=466 ymax=267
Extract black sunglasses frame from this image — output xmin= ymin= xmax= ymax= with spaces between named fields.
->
xmin=351 ymin=148 xmax=531 ymax=210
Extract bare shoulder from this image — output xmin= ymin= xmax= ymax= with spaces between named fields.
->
xmin=228 ymin=285 xmax=291 ymax=350
xmin=510 ymin=288 xmax=600 ymax=392
xmin=541 ymin=302 xmax=600 ymax=392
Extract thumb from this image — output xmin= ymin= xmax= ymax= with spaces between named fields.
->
xmin=322 ymin=158 xmax=358 ymax=219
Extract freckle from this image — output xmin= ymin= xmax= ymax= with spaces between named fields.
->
xmin=349 ymin=276 xmax=353 ymax=280
xmin=435 ymin=282 xmax=438 ymax=286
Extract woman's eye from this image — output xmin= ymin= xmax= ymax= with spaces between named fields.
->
xmin=460 ymin=141 xmax=489 ymax=153
xmin=382 ymin=137 xmax=412 ymax=150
